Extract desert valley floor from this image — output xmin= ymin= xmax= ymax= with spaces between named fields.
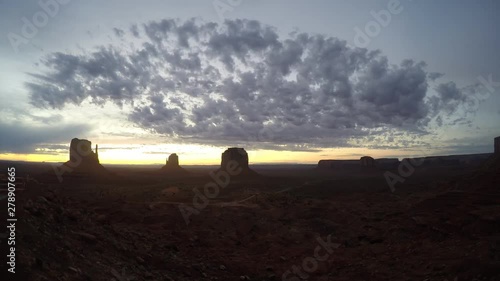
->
xmin=1 ymin=157 xmax=499 ymax=281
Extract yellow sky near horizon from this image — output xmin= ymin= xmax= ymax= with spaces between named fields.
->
xmin=0 ymin=143 xmax=439 ymax=165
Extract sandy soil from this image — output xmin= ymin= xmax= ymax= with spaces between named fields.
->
xmin=1 ymin=158 xmax=499 ymax=281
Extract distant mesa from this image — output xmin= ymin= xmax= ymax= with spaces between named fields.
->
xmin=160 ymin=153 xmax=188 ymax=176
xmin=220 ymin=147 xmax=257 ymax=176
xmin=61 ymin=138 xmax=110 ymax=176
xmin=69 ymin=138 xmax=99 ymax=165
xmin=166 ymin=153 xmax=179 ymax=167
xmin=318 ymin=149 xmax=497 ymax=172
xmin=495 ymin=136 xmax=500 ymax=154
xmin=403 ymin=156 xmax=456 ymax=167
xmin=222 ymin=148 xmax=249 ymax=170
xmin=403 ymin=154 xmax=491 ymax=168
xmin=360 ymin=156 xmax=376 ymax=167
xmin=317 ymin=157 xmax=400 ymax=171
xmin=317 ymin=159 xmax=359 ymax=170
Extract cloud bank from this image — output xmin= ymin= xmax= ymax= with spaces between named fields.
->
xmin=26 ymin=18 xmax=485 ymax=150
xmin=0 ymin=122 xmax=91 ymax=154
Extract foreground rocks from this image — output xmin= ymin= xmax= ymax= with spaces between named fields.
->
xmin=10 ymin=137 xmax=500 ymax=280
xmin=14 ymin=160 xmax=500 ymax=281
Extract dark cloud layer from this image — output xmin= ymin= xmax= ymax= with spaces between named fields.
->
xmin=26 ymin=19 xmax=484 ymax=149
xmin=0 ymin=122 xmax=91 ymax=154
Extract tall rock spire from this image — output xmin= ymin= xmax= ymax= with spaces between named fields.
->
xmin=96 ymin=144 xmax=99 ymax=163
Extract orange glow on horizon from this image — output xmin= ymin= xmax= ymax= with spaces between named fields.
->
xmin=0 ymin=145 xmax=435 ymax=165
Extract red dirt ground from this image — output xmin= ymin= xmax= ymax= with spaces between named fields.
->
xmin=1 ymin=158 xmax=499 ymax=281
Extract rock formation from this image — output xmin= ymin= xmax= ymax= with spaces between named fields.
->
xmin=404 ymin=154 xmax=491 ymax=168
xmin=221 ymin=148 xmax=249 ymax=170
xmin=160 ymin=153 xmax=188 ymax=176
xmin=69 ymin=138 xmax=99 ymax=165
xmin=317 ymin=157 xmax=399 ymax=170
xmin=60 ymin=138 xmax=109 ymax=177
xmin=219 ymin=148 xmax=257 ymax=176
xmin=317 ymin=160 xmax=359 ymax=170
xmin=495 ymin=136 xmax=500 ymax=155
xmin=318 ymin=147 xmax=498 ymax=172
xmin=166 ymin=153 xmax=179 ymax=167
xmin=360 ymin=156 xmax=376 ymax=167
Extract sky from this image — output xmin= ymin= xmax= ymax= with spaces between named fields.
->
xmin=0 ymin=0 xmax=499 ymax=165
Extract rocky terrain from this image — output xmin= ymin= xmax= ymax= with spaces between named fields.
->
xmin=1 ymin=153 xmax=499 ymax=281
xmin=1 ymin=139 xmax=499 ymax=280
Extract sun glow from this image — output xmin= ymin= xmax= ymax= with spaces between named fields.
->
xmin=0 ymin=144 xmax=434 ymax=166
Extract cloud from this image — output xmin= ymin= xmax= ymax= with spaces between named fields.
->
xmin=28 ymin=113 xmax=64 ymax=124
xmin=428 ymin=72 xmax=444 ymax=81
xmin=434 ymin=81 xmax=466 ymax=114
xmin=113 ymin=28 xmax=125 ymax=38
xmin=431 ymin=134 xmax=497 ymax=155
xmin=25 ymin=18 xmax=484 ymax=150
xmin=0 ymin=122 xmax=92 ymax=154
xmin=428 ymin=81 xmax=485 ymax=122
xmin=130 ymin=24 xmax=140 ymax=37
